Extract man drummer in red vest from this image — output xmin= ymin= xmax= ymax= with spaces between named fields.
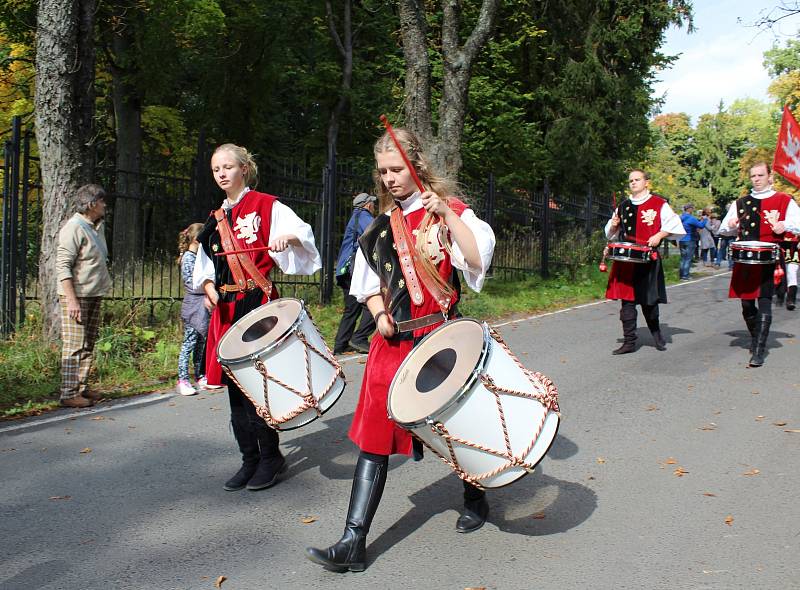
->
xmin=604 ymin=169 xmax=685 ymax=354
xmin=721 ymin=162 xmax=800 ymax=366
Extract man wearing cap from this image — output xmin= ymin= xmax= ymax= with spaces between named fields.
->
xmin=333 ymin=193 xmax=377 ymax=354
xmin=679 ymin=203 xmax=706 ymax=280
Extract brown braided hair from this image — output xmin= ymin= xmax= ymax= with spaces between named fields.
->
xmin=177 ymin=223 xmax=204 ymax=265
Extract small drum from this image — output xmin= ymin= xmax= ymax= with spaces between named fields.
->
xmin=217 ymin=298 xmax=345 ymax=430
xmin=607 ymin=241 xmax=654 ymax=263
xmin=387 ymin=319 xmax=560 ymax=488
xmin=730 ymin=240 xmax=779 ymax=265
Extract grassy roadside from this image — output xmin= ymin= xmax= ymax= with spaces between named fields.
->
xmin=0 ymin=257 xmax=684 ymax=420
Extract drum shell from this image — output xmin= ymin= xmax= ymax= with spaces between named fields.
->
xmin=730 ymin=241 xmax=779 ymax=265
xmin=389 ymin=320 xmax=559 ymax=488
xmin=218 ymin=300 xmax=344 ymax=430
xmin=607 ymin=241 xmax=651 ymax=264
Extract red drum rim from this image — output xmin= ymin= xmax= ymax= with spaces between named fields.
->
xmin=388 ymin=318 xmax=489 ymax=427
xmin=217 ymin=298 xmax=305 ymax=364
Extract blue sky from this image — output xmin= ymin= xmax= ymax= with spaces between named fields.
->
xmin=652 ymin=0 xmax=800 ymax=122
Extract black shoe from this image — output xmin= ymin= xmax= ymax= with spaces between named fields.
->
xmin=651 ymin=330 xmax=666 ymax=351
xmin=612 ymin=341 xmax=636 ymax=355
xmin=223 ymin=462 xmax=258 ymax=491
xmin=246 ymin=456 xmax=287 ymax=490
xmin=333 ymin=347 xmax=349 ymax=355
xmin=348 ymin=340 xmax=370 ymax=354
xmin=456 ymin=496 xmax=489 ymax=533
xmin=748 ymin=315 xmax=771 ymax=368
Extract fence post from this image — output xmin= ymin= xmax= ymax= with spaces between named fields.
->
xmin=19 ymin=131 xmax=30 ymax=326
xmin=585 ymin=184 xmax=594 ymax=237
xmin=1 ymin=116 xmax=21 ymax=335
xmin=320 ymin=155 xmax=336 ymax=304
xmin=485 ymin=172 xmax=496 ymax=228
xmin=540 ymin=180 xmax=550 ymax=279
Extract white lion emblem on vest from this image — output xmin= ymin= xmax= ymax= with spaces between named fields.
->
xmin=233 ymin=212 xmax=261 ymax=245
xmin=641 ymin=209 xmax=657 ymax=226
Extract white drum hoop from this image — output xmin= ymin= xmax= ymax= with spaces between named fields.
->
xmin=388 ymin=319 xmax=561 ymax=489
xmin=218 ymin=298 xmax=345 ymax=430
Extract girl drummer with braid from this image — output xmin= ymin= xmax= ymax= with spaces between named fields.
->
xmin=193 ymin=143 xmax=321 ymax=492
xmin=305 ymin=128 xmax=495 ymax=572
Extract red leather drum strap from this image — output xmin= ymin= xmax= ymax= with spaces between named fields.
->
xmin=389 ymin=206 xmax=451 ymax=314
xmin=214 ymin=208 xmax=273 ymax=297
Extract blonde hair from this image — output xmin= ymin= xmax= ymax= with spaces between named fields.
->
xmin=177 ymin=222 xmax=204 ymax=265
xmin=213 ymin=143 xmax=259 ymax=188
xmin=373 ymin=128 xmax=458 ymax=303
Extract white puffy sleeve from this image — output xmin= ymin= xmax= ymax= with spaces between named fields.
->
xmin=268 ymin=201 xmax=322 ymax=275
xmin=720 ymin=201 xmax=739 ymax=231
xmin=349 ymin=248 xmax=381 ymax=303
xmin=604 ymin=215 xmax=620 ymax=240
xmin=784 ymin=198 xmax=800 ymax=234
xmin=192 ymin=246 xmax=215 ymax=290
xmin=660 ymin=203 xmax=686 ymax=239
xmin=449 ymin=209 xmax=495 ymax=292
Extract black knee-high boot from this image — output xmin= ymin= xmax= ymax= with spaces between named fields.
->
xmin=643 ymin=305 xmax=666 ymax=351
xmin=306 ymin=453 xmax=388 ymax=572
xmin=246 ymin=419 xmax=286 ymax=491
xmin=223 ymin=407 xmax=260 ymax=491
xmin=742 ymin=310 xmax=758 ymax=355
xmin=749 ymin=314 xmax=772 ymax=367
xmin=612 ymin=304 xmax=637 ymax=355
xmin=456 ymin=480 xmax=489 ymax=533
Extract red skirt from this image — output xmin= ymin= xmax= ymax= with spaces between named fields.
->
xmin=348 ymin=334 xmax=414 ymax=456
xmin=729 ymin=263 xmax=774 ymax=300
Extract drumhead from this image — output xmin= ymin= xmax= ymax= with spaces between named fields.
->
xmin=217 ymin=298 xmax=304 ymax=362
xmin=609 ymin=241 xmax=646 ymax=250
xmin=388 ymin=319 xmax=487 ymax=426
xmin=732 ymin=240 xmax=776 ymax=249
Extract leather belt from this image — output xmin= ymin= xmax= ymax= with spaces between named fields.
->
xmin=394 ymin=312 xmax=447 ymax=334
xmin=219 ymin=279 xmax=259 ymax=293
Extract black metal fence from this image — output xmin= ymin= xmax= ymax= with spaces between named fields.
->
xmin=1 ymin=115 xmax=613 ymax=335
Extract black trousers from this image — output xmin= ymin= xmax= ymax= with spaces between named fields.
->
xmin=334 ymin=274 xmax=375 ymax=351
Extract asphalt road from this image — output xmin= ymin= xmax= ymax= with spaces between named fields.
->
xmin=2 ymin=271 xmax=799 ymax=590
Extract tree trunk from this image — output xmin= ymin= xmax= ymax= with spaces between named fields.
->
xmin=34 ymin=0 xmax=97 ymax=340
xmin=325 ymin=0 xmax=354 ymax=165
xmin=110 ymin=4 xmax=143 ymax=261
xmin=397 ymin=0 xmax=499 ymax=177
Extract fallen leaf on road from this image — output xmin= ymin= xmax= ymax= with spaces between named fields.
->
xmin=596 ymin=457 xmax=606 ymax=464
xmin=664 ymin=457 xmax=677 ymax=465
xmin=465 ymin=587 xmax=487 ymax=590
xmin=532 ymin=512 xmax=546 ymax=519
xmin=698 ymin=423 xmax=716 ymax=431
xmin=645 ymin=405 xmax=658 ymax=411
xmin=751 ymin=390 xmax=760 ymax=395
xmin=772 ymin=421 xmax=787 ymax=426
xmin=687 ymin=385 xmax=694 ymax=390
xmin=1 ymin=448 xmax=16 ymax=452
xmin=301 ymin=516 xmax=318 ymax=524
xmin=90 ymin=416 xmax=105 ymax=421
xmin=49 ymin=496 xmax=71 ymax=500
xmin=713 ymin=410 xmax=722 ymax=415
xmin=742 ymin=468 xmax=760 ymax=476
xmin=128 ymin=425 xmax=136 ymax=429
xmin=209 ymin=407 xmax=221 ymax=411
xmin=168 ymin=402 xmax=176 ymax=407
xmin=80 ymin=448 xmax=92 ymax=454
xmin=702 ymin=492 xmax=717 ymax=497
xmin=755 ymin=415 xmax=765 ymax=421
xmin=587 ymin=476 xmax=595 ymax=480
xmin=358 ymin=359 xmax=367 ymax=364
xmin=673 ymin=467 xmax=689 ymax=477
xmin=214 ymin=575 xmax=227 ymax=588
xmin=784 ymin=429 xmax=800 ymax=433
xmin=724 ymin=515 xmax=734 ymax=526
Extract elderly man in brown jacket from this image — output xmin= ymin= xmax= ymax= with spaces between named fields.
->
xmin=56 ymin=184 xmax=112 ymax=408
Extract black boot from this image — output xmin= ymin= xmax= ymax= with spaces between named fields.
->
xmin=749 ymin=314 xmax=772 ymax=367
xmin=787 ymin=285 xmax=797 ymax=310
xmin=246 ymin=420 xmax=286 ymax=491
xmin=743 ymin=312 xmax=758 ymax=355
xmin=306 ymin=453 xmax=388 ymax=572
xmin=456 ymin=481 xmax=489 ymax=533
xmin=224 ymin=409 xmax=260 ymax=491
xmin=612 ymin=304 xmax=637 ymax=355
xmin=645 ymin=314 xmax=666 ymax=351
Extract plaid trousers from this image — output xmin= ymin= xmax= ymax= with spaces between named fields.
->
xmin=59 ymin=296 xmax=102 ymax=400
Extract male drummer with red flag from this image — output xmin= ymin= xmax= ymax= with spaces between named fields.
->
xmin=721 ymin=158 xmax=800 ymax=367
xmin=604 ymin=169 xmax=685 ymax=354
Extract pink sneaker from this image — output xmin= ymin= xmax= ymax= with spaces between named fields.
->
xmin=197 ymin=376 xmax=223 ymax=390
xmin=176 ymin=379 xmax=197 ymax=396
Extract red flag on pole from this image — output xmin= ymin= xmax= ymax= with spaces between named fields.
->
xmin=773 ymin=105 xmax=800 ymax=189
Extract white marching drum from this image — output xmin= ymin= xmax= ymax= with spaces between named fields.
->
xmin=388 ymin=319 xmax=560 ymax=488
xmin=217 ymin=298 xmax=345 ymax=430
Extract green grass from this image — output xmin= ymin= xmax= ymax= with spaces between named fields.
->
xmin=0 ymin=256 xmax=683 ymax=419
